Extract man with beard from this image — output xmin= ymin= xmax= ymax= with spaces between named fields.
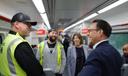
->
xmin=37 ymin=29 xmax=66 ymax=76
xmin=79 ymin=19 xmax=122 ymax=76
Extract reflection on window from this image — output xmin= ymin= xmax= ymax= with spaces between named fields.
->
xmin=109 ymin=33 xmax=128 ymax=54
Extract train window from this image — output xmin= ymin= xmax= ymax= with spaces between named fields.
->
xmin=82 ymin=36 xmax=88 ymax=45
xmin=109 ymin=33 xmax=128 ymax=54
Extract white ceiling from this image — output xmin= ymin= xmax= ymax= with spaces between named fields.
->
xmin=0 ymin=0 xmax=42 ymax=22
xmin=90 ymin=1 xmax=128 ymax=26
xmin=43 ymin=0 xmax=119 ymax=29
xmin=66 ymin=1 xmax=128 ymax=33
xmin=1 ymin=0 xmax=128 ymax=31
xmin=54 ymin=0 xmax=107 ymax=28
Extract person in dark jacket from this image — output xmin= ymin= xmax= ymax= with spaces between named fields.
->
xmin=0 ymin=12 xmax=45 ymax=76
xmin=62 ymin=34 xmax=70 ymax=56
xmin=79 ymin=19 xmax=122 ymax=76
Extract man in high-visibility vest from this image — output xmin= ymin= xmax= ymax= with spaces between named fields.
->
xmin=37 ymin=29 xmax=66 ymax=76
xmin=0 ymin=12 xmax=45 ymax=76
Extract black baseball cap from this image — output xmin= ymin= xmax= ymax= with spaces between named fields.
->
xmin=11 ymin=12 xmax=37 ymax=26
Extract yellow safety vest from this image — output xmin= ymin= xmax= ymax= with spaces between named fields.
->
xmin=0 ymin=33 xmax=27 ymax=76
xmin=38 ymin=41 xmax=63 ymax=70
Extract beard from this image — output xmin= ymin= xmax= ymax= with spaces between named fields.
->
xmin=88 ymin=38 xmax=97 ymax=48
xmin=49 ymin=37 xmax=57 ymax=42
xmin=88 ymin=39 xmax=95 ymax=48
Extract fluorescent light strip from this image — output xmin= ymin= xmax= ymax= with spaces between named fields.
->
xmin=32 ymin=0 xmax=45 ymax=13
xmin=32 ymin=0 xmax=51 ymax=30
xmin=98 ymin=0 xmax=128 ymax=14
xmin=64 ymin=13 xmax=98 ymax=32
xmin=41 ymin=13 xmax=51 ymax=29
xmin=83 ymin=13 xmax=98 ymax=21
xmin=64 ymin=19 xmax=84 ymax=32
xmin=64 ymin=0 xmax=128 ymax=32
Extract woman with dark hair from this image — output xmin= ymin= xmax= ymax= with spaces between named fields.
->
xmin=67 ymin=33 xmax=91 ymax=76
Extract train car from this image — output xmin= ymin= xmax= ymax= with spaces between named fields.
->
xmin=0 ymin=0 xmax=128 ymax=76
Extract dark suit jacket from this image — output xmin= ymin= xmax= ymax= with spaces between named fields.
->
xmin=122 ymin=55 xmax=128 ymax=64
xmin=79 ymin=41 xmax=122 ymax=76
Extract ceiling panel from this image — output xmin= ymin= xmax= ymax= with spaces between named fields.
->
xmin=44 ymin=0 xmax=113 ymax=29
xmin=0 ymin=0 xmax=44 ymax=30
xmin=0 ymin=0 xmax=42 ymax=22
xmin=89 ymin=1 xmax=128 ymax=25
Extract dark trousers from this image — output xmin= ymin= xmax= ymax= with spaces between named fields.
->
xmin=55 ymin=73 xmax=62 ymax=76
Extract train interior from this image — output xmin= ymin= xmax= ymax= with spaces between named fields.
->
xmin=1 ymin=0 xmax=128 ymax=54
xmin=1 ymin=0 xmax=128 ymax=76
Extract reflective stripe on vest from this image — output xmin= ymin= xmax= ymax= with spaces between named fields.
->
xmin=0 ymin=33 xmax=27 ymax=76
xmin=39 ymin=41 xmax=62 ymax=70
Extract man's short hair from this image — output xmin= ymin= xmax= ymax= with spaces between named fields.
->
xmin=48 ymin=29 xmax=56 ymax=33
xmin=92 ymin=19 xmax=112 ymax=37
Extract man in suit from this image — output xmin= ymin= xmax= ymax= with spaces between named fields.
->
xmin=79 ymin=19 xmax=122 ymax=76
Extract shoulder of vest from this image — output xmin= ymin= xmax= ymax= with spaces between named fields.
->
xmin=40 ymin=41 xmax=44 ymax=44
xmin=39 ymin=40 xmax=47 ymax=45
xmin=38 ymin=41 xmax=46 ymax=48
xmin=57 ymin=42 xmax=64 ymax=48
xmin=15 ymin=38 xmax=27 ymax=45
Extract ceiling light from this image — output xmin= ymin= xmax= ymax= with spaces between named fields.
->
xmin=64 ymin=13 xmax=98 ymax=32
xmin=41 ymin=13 xmax=51 ymax=29
xmin=83 ymin=13 xmax=98 ymax=21
xmin=98 ymin=0 xmax=128 ymax=14
xmin=32 ymin=0 xmax=45 ymax=13
xmin=32 ymin=0 xmax=51 ymax=30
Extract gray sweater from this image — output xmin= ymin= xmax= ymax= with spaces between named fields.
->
xmin=36 ymin=40 xmax=66 ymax=74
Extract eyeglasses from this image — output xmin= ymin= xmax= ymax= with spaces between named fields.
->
xmin=88 ymin=29 xmax=99 ymax=32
